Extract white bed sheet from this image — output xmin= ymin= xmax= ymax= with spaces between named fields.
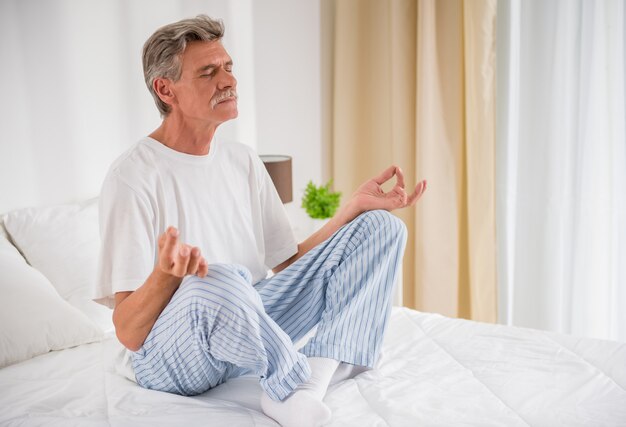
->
xmin=1 ymin=307 xmax=625 ymax=426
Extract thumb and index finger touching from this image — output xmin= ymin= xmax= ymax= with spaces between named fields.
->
xmin=373 ymin=165 xmax=405 ymax=188
xmin=374 ymin=165 xmax=427 ymax=200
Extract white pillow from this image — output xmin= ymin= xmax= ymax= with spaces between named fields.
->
xmin=4 ymin=199 xmax=99 ymax=303
xmin=0 ymin=233 xmax=103 ymax=368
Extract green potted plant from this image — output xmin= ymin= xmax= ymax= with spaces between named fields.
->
xmin=301 ymin=179 xmax=342 ymax=219
xmin=301 ymin=180 xmax=342 ymax=231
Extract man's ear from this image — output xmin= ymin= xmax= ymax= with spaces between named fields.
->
xmin=153 ymin=78 xmax=176 ymax=108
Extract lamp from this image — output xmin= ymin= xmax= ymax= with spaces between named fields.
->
xmin=260 ymin=155 xmax=293 ymax=203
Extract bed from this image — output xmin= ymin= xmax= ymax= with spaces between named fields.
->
xmin=1 ymin=200 xmax=625 ymax=426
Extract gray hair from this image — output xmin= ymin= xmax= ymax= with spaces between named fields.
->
xmin=142 ymin=15 xmax=225 ymax=116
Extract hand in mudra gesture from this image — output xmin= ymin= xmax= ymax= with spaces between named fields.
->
xmin=351 ymin=165 xmax=427 ymax=214
xmin=157 ymin=226 xmax=209 ymax=278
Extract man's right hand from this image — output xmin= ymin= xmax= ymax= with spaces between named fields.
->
xmin=113 ymin=226 xmax=208 ymax=351
xmin=157 ymin=226 xmax=209 ymax=278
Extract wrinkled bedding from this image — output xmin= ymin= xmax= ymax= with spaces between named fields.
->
xmin=1 ymin=307 xmax=625 ymax=426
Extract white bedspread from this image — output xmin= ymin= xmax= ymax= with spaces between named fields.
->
xmin=1 ymin=308 xmax=625 ymax=426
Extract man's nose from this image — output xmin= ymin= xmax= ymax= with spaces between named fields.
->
xmin=217 ymin=68 xmax=236 ymax=90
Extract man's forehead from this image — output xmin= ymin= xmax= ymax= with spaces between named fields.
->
xmin=182 ymin=41 xmax=231 ymax=67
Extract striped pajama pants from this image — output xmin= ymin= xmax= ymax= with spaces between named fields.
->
xmin=131 ymin=209 xmax=407 ymax=401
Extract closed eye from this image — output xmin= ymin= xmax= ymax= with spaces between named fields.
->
xmin=197 ymin=61 xmax=233 ymax=78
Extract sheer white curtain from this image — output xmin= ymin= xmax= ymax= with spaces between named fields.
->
xmin=497 ymin=0 xmax=626 ymax=341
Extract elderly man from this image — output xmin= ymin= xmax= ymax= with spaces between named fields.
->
xmin=95 ymin=14 xmax=426 ymax=427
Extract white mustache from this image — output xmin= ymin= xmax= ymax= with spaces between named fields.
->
xmin=211 ymin=89 xmax=238 ymax=108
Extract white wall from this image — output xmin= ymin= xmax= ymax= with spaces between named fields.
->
xmin=252 ymin=1 xmax=322 ymax=237
xmin=0 ymin=0 xmax=323 ymax=235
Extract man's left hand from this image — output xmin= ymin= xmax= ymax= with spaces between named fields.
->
xmin=347 ymin=165 xmax=427 ymax=217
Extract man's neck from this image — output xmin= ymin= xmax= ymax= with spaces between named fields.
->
xmin=149 ymin=114 xmax=218 ymax=156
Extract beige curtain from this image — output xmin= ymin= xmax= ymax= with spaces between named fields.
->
xmin=331 ymin=0 xmax=497 ymax=322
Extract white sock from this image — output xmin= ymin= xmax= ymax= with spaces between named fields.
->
xmin=300 ymin=357 xmax=340 ymax=399
xmin=261 ymin=357 xmax=339 ymax=427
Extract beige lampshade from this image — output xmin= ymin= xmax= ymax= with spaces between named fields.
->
xmin=260 ymin=155 xmax=293 ymax=203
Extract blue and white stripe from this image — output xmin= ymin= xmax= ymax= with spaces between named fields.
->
xmin=132 ymin=209 xmax=407 ymax=401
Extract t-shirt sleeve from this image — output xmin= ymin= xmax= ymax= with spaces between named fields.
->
xmin=94 ymin=173 xmax=156 ymax=308
xmin=251 ymin=154 xmax=298 ymax=270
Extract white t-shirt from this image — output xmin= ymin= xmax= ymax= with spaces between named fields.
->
xmin=94 ymin=137 xmax=297 ymax=309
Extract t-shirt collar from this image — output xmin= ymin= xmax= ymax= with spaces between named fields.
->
xmin=141 ymin=136 xmax=218 ymax=165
